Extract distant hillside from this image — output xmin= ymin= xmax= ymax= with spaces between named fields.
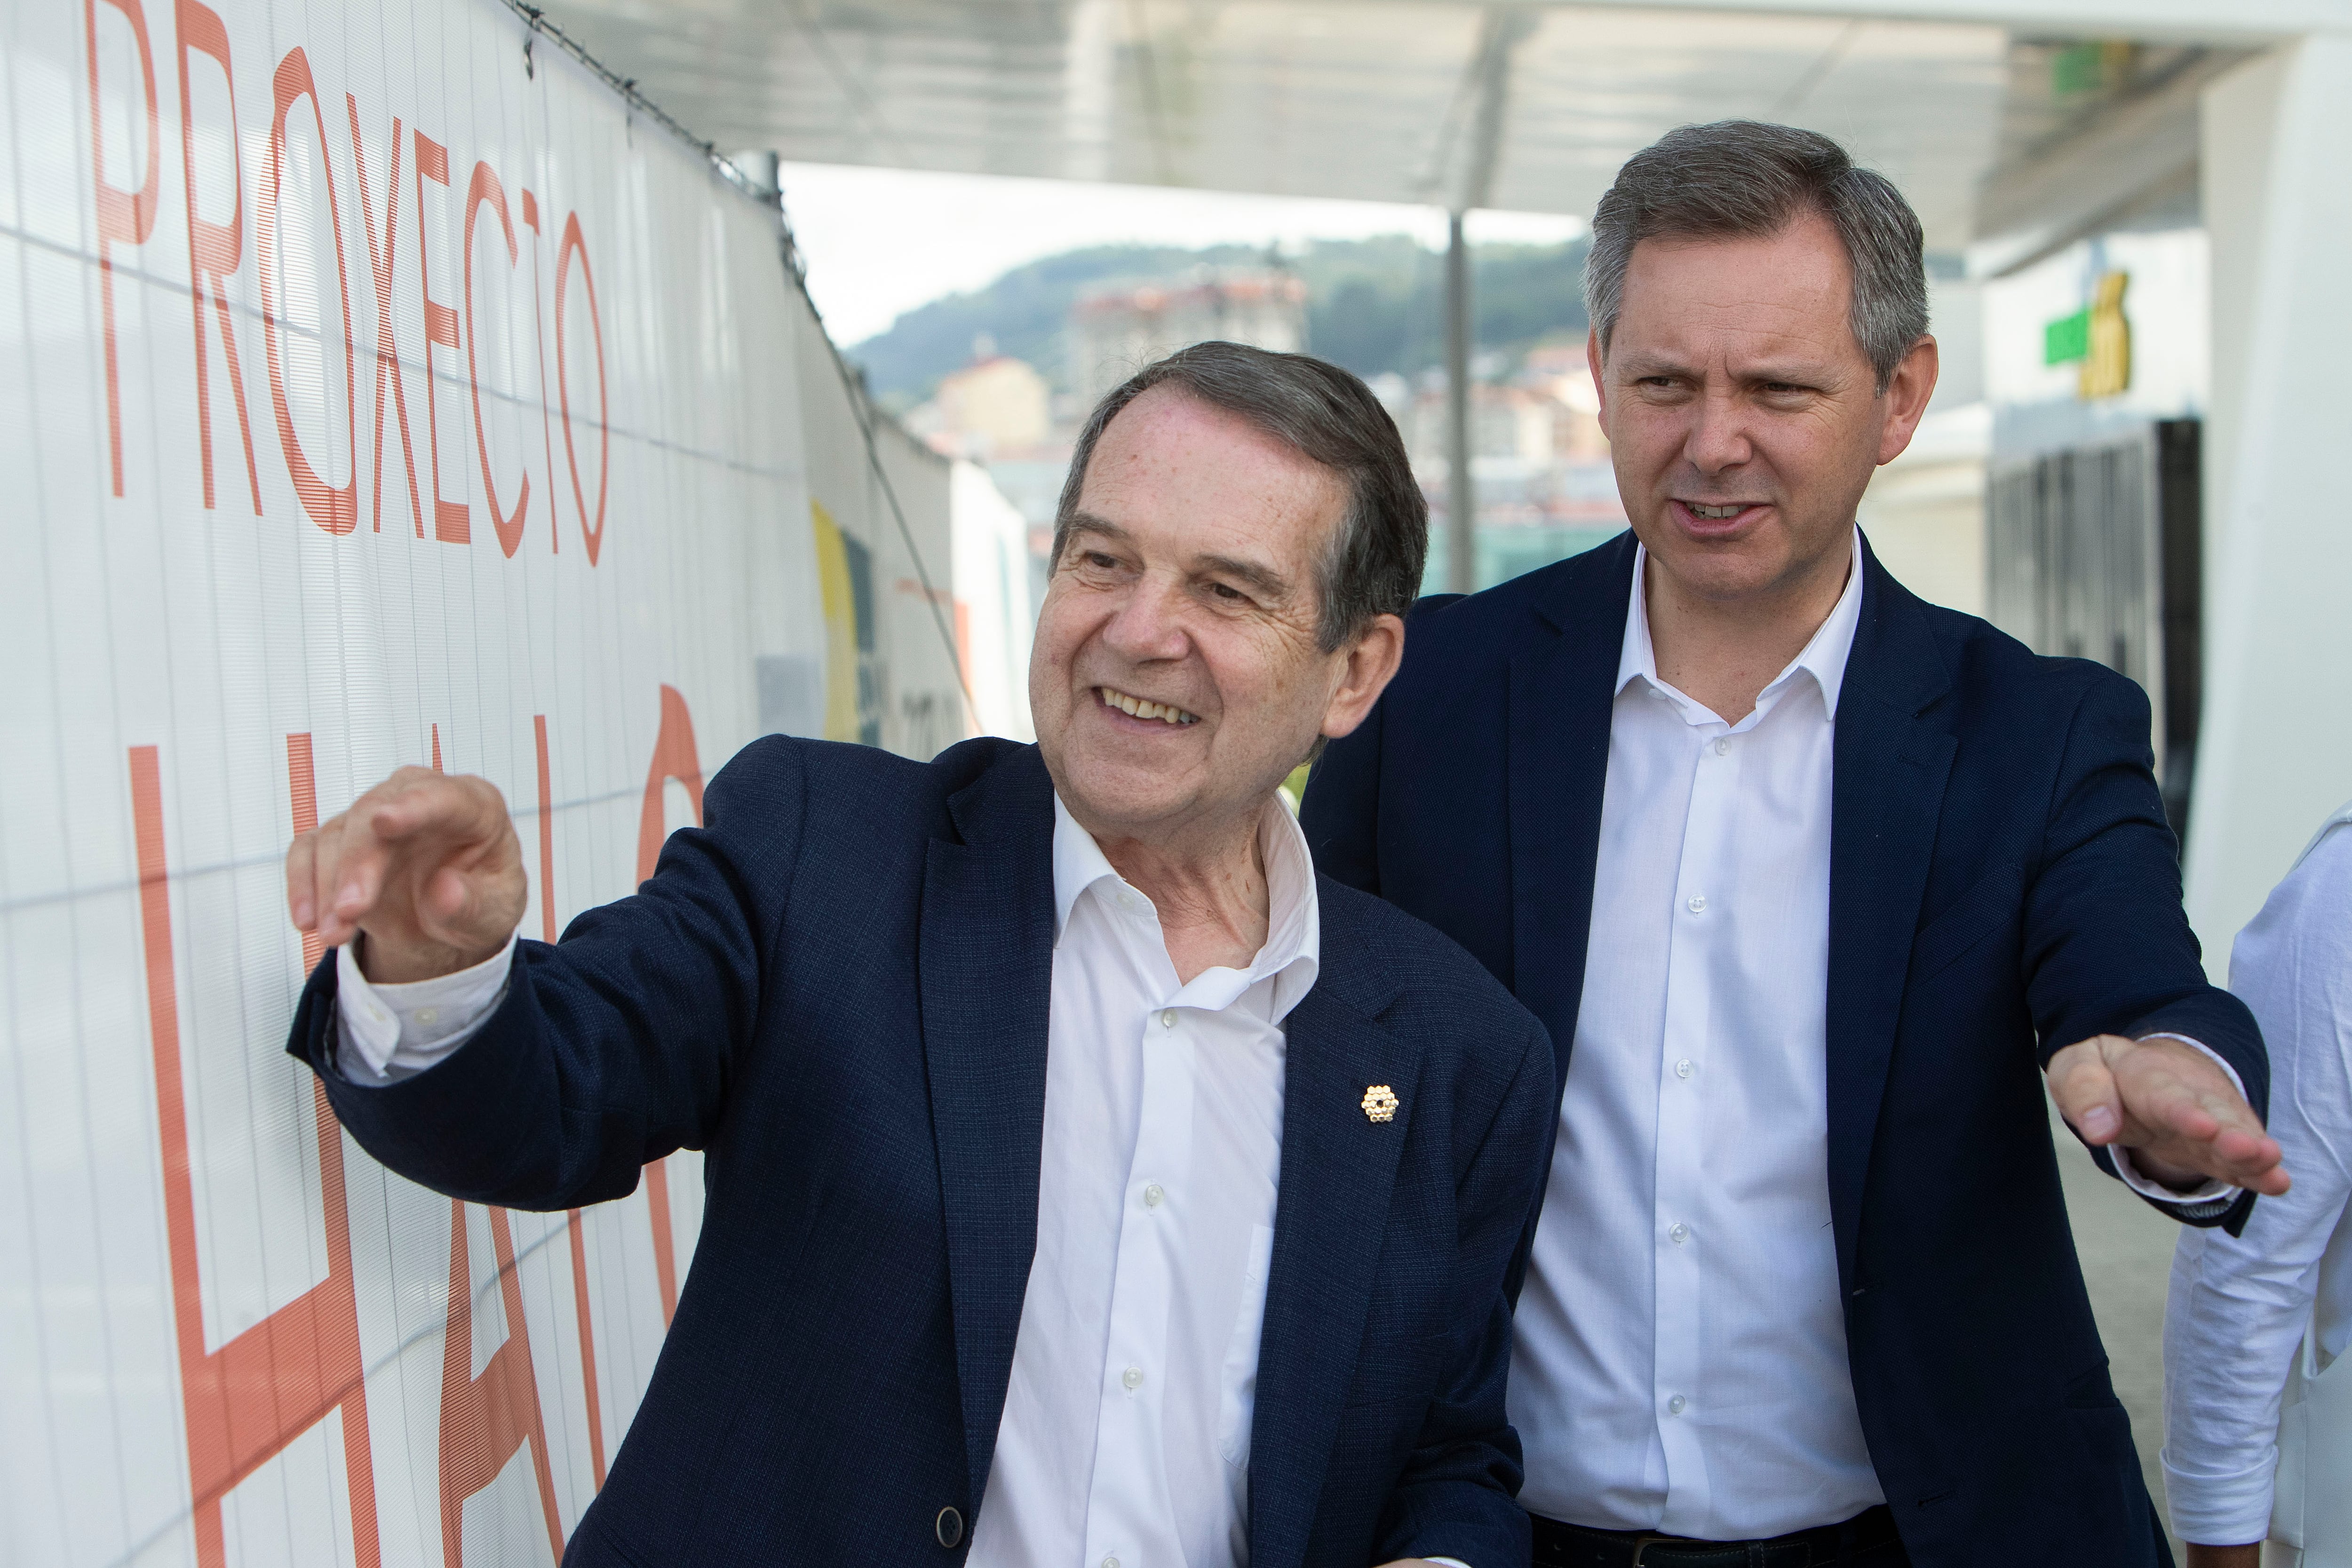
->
xmin=846 ymin=234 xmax=1590 ymax=408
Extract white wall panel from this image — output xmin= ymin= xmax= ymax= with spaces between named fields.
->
xmin=0 ymin=0 xmax=966 ymax=1559
xmin=2189 ymin=40 xmax=2352 ymax=973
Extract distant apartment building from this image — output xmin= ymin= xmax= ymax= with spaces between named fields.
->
xmin=1366 ymin=338 xmax=1626 ymax=589
xmin=1403 ymin=382 xmax=1567 ymax=467
xmin=907 ymin=353 xmax=1054 ymax=460
xmin=1375 ymin=346 xmax=1605 ymax=473
xmin=1068 ymin=268 xmax=1309 ymax=407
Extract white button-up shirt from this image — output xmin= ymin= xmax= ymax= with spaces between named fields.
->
xmin=1510 ymin=534 xmax=1881 ymax=1537
xmin=968 ymin=794 xmax=1317 ymax=1568
xmin=1509 ymin=532 xmax=2230 ymax=1539
xmin=2162 ymin=802 xmax=2352 ymax=1545
xmin=335 ymin=790 xmax=1334 ymax=1568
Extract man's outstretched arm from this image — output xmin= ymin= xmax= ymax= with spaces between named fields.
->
xmin=2027 ymin=672 xmax=2287 ymax=1212
xmin=283 ymin=741 xmax=799 ymax=1210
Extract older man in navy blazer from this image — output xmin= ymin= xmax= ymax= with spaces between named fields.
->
xmin=1304 ymin=122 xmax=2288 ymax=1568
xmin=282 ymin=342 xmax=1555 ymax=1568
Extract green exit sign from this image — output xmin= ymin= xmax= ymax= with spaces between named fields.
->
xmin=2045 ymin=308 xmax=2090 ymax=365
xmin=2052 ymin=43 xmax=2106 ymax=97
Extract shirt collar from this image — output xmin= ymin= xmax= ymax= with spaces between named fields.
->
xmin=1616 ymin=525 xmax=1866 ymax=722
xmin=1050 ymin=791 xmax=1322 ymax=1021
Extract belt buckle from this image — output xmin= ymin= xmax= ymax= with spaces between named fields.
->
xmin=1629 ymin=1535 xmax=1677 ymax=1568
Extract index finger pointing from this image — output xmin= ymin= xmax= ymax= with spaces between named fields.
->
xmin=365 ymin=769 xmax=506 ymax=846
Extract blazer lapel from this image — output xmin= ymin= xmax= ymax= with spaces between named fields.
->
xmin=1825 ymin=546 xmax=1956 ymax=1283
xmin=918 ymin=744 xmax=1058 ymax=1511
xmin=1247 ymin=952 xmax=1420 ymax=1568
xmin=1508 ymin=531 xmax=1637 ymax=1095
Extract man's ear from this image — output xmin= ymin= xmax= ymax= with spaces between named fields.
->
xmin=1875 ymin=334 xmax=1939 ymax=466
xmin=1586 ymin=330 xmax=1611 ymax=437
xmin=1321 ymin=613 xmax=1406 ymax=742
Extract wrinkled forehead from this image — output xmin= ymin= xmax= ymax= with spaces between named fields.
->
xmin=1076 ymin=387 xmax=1349 ymax=569
xmin=1612 ymin=218 xmax=1862 ymax=364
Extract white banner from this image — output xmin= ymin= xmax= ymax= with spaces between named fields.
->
xmin=0 ymin=0 xmax=966 ymax=1560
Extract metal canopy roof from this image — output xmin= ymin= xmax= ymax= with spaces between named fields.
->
xmin=539 ymin=0 xmax=2257 ymax=251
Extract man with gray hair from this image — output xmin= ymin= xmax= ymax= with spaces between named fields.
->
xmin=1306 ymin=120 xmax=2285 ymax=1566
xmin=280 ymin=340 xmax=1557 ymax=1567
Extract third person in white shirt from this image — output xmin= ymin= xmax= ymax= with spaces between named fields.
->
xmin=2163 ymin=802 xmax=2352 ymax=1567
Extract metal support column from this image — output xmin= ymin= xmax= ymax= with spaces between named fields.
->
xmin=1445 ymin=210 xmax=1475 ymax=594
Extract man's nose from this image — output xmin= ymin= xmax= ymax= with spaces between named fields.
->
xmin=1099 ymin=575 xmax=1191 ymax=662
xmin=1684 ymin=390 xmax=1755 ymax=475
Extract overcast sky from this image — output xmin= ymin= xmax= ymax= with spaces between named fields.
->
xmin=779 ymin=161 xmax=1587 ymax=346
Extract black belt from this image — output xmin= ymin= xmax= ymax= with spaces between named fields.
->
xmin=1529 ymin=1505 xmax=1901 ymax=1568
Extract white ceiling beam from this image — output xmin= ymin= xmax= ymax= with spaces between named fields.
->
xmin=1495 ymin=0 xmax=2348 ymax=48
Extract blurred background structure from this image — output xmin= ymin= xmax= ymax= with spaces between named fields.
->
xmin=529 ymin=0 xmax=2352 ymax=982
xmin=503 ymin=0 xmax=2351 ymax=1543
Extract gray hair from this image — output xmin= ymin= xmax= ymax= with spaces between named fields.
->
xmin=1584 ymin=120 xmax=1928 ymax=392
xmin=1053 ymin=340 xmax=1426 ymax=654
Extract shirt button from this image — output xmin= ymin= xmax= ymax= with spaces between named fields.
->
xmin=1104 ymin=1559 xmax=1120 ymax=1568
xmin=1669 ymin=1222 xmax=1690 ymax=1244
xmin=416 ymin=1007 xmax=438 ymax=1026
xmin=1143 ymin=1183 xmax=1165 ymax=1209
xmin=1675 ymin=1058 xmax=1693 ymax=1079
xmin=1668 ymin=1394 xmax=1688 ymax=1416
xmin=1714 ymin=737 xmax=1729 ymax=755
xmin=1121 ymin=1365 xmax=1144 ymax=1391
xmin=1687 ymin=894 xmax=1707 ymax=914
xmin=1160 ymin=1009 xmax=1176 ymax=1029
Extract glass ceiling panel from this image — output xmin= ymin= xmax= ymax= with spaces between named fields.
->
xmin=533 ymin=0 xmax=2131 ymax=246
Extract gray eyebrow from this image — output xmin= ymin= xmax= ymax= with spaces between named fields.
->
xmin=1063 ymin=515 xmax=1294 ymax=601
xmin=1196 ymin=553 xmax=1291 ymax=600
xmin=1613 ymin=349 xmax=1836 ymax=387
xmin=1062 ymin=512 xmax=1131 ymax=546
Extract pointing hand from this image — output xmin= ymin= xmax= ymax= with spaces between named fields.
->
xmin=285 ymin=766 xmax=527 ymax=984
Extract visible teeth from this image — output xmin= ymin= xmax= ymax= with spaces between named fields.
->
xmin=1100 ymin=687 xmax=1200 ymax=725
xmin=1687 ymin=502 xmax=1746 ymax=520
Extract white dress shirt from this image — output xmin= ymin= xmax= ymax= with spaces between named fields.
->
xmin=968 ymin=794 xmax=1315 ymax=1568
xmin=2163 ymin=803 xmax=2352 ymax=1545
xmin=1510 ymin=534 xmax=1881 ymax=1537
xmin=339 ymin=792 xmax=1400 ymax=1568
xmin=1510 ymin=532 xmax=2227 ymax=1539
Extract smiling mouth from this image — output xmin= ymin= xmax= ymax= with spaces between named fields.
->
xmin=1098 ymin=686 xmax=1201 ymax=726
xmin=1681 ymin=501 xmax=1757 ymax=521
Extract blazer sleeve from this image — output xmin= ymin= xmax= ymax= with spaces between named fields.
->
xmin=2022 ymin=669 xmax=2268 ymax=1232
xmin=284 ymin=736 xmax=806 ymax=1212
xmin=1371 ymin=1013 xmax=1557 ymax=1568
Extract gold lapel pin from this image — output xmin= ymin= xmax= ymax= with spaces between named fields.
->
xmin=1361 ymin=1084 xmax=1399 ymax=1124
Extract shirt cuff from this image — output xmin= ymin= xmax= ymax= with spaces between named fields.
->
xmin=2161 ymin=1446 xmax=2278 ymax=1548
xmin=334 ymin=932 xmax=517 ymax=1084
xmin=2109 ymin=1034 xmax=2243 ymax=1209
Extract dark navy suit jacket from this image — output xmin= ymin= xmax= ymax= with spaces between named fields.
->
xmin=289 ymin=735 xmax=1557 ymax=1568
xmin=1300 ymin=531 xmax=2266 ymax=1568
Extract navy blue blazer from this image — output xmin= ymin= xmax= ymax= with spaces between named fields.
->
xmin=1301 ymin=531 xmax=2266 ymax=1568
xmin=289 ymin=736 xmax=1557 ymax=1568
